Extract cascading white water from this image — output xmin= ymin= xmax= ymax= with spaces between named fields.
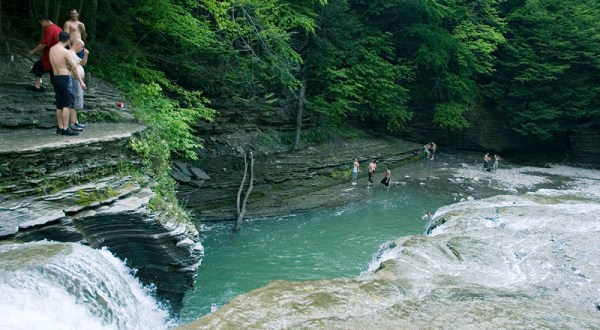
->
xmin=179 ymin=162 xmax=600 ymax=329
xmin=0 ymin=241 xmax=171 ymax=330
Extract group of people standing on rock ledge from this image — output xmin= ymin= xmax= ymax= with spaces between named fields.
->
xmin=27 ymin=9 xmax=89 ymax=136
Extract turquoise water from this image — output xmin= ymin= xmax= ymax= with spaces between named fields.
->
xmin=179 ymin=165 xmax=457 ymax=322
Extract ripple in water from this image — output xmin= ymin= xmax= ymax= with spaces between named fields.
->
xmin=180 ymin=161 xmax=600 ymax=329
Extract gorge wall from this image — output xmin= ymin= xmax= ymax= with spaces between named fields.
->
xmin=0 ymin=54 xmax=203 ymax=314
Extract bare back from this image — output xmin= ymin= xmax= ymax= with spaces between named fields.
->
xmin=49 ymin=43 xmax=75 ymax=75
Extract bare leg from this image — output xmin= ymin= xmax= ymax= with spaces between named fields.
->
xmin=69 ymin=108 xmax=78 ymax=125
xmin=56 ymin=109 xmax=63 ymax=129
xmin=61 ymin=107 xmax=71 ymax=130
xmin=35 ymin=77 xmax=42 ymax=89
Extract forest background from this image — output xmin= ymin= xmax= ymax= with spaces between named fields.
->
xmin=1 ymin=0 xmax=599 ymax=163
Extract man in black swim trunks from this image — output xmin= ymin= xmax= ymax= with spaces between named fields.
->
xmin=49 ymin=32 xmax=87 ymax=135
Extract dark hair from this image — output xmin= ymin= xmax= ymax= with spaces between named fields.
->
xmin=59 ymin=31 xmax=70 ymax=42
xmin=38 ymin=15 xmax=51 ymax=22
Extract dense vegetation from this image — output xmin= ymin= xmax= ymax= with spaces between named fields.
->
xmin=2 ymin=0 xmax=599 ymax=152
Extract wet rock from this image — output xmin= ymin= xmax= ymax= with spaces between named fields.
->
xmin=3 ymin=176 xmax=202 ymax=314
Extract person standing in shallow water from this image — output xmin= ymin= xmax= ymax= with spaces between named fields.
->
xmin=493 ymin=154 xmax=501 ymax=172
xmin=381 ymin=166 xmax=391 ymax=188
xmin=368 ymin=160 xmax=377 ymax=186
xmin=483 ymin=152 xmax=492 ymax=172
xmin=429 ymin=142 xmax=437 ymax=160
xmin=351 ymin=158 xmax=360 ymax=185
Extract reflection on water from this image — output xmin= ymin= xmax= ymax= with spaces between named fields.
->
xmin=179 ymin=153 xmax=600 ymax=329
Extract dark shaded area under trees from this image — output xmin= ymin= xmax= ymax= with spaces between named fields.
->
xmin=1 ymin=0 xmax=599 ymax=164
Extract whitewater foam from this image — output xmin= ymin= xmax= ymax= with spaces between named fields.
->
xmin=0 ymin=241 xmax=171 ymax=330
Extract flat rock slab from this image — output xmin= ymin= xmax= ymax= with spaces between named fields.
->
xmin=0 ymin=123 xmax=145 ymax=154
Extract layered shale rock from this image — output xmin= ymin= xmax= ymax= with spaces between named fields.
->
xmin=0 ymin=55 xmax=202 ymax=314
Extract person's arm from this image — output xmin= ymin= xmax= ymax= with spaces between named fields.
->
xmin=28 ymin=43 xmax=45 ymax=55
xmin=79 ymin=22 xmax=87 ymax=41
xmin=63 ymin=21 xmax=70 ymax=33
xmin=67 ymin=55 xmax=87 ymax=90
xmin=81 ymin=48 xmax=89 ymax=66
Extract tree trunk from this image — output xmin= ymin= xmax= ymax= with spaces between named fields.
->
xmin=294 ymin=73 xmax=306 ymax=150
xmin=0 ymin=0 xmax=7 ymax=52
xmin=87 ymin=0 xmax=97 ymax=40
xmin=234 ymin=152 xmax=254 ymax=231
xmin=52 ymin=0 xmax=61 ymax=23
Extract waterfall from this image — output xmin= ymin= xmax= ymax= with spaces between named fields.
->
xmin=0 ymin=241 xmax=171 ymax=330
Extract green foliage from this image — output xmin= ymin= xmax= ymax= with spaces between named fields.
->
xmin=303 ymin=1 xmax=412 ymax=131
xmin=488 ymin=0 xmax=600 ymax=139
xmin=433 ymin=102 xmax=470 ymax=130
xmin=354 ymin=0 xmax=505 ymax=130
xmin=129 ymin=83 xmax=212 ymax=160
xmin=77 ymin=188 xmax=120 ymax=207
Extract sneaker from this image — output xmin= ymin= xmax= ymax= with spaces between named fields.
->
xmin=74 ymin=122 xmax=86 ymax=128
xmin=69 ymin=124 xmax=84 ymax=131
xmin=61 ymin=127 xmax=80 ymax=136
xmin=56 ymin=126 xmax=61 ymax=135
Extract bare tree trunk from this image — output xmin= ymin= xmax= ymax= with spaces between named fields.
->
xmin=294 ymin=73 xmax=306 ymax=150
xmin=235 ymin=153 xmax=248 ymax=217
xmin=235 ymin=151 xmax=254 ymax=231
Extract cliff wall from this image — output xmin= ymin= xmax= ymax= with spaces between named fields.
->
xmin=0 ymin=55 xmax=202 ymax=314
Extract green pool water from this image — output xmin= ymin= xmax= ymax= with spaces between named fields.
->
xmin=179 ymin=162 xmax=456 ymax=322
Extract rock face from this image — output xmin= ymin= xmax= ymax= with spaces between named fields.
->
xmin=404 ymin=106 xmax=600 ymax=166
xmin=2 ymin=176 xmax=203 ymax=313
xmin=175 ymin=105 xmax=425 ymax=222
xmin=0 ymin=56 xmax=202 ymax=315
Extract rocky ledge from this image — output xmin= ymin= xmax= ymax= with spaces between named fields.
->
xmin=1 ymin=175 xmax=203 ymax=313
xmin=173 ymin=128 xmax=425 ymax=222
xmin=0 ymin=55 xmax=203 ymax=314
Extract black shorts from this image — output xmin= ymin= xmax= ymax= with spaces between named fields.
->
xmin=53 ymin=75 xmax=74 ymax=109
xmin=30 ymin=60 xmax=55 ymax=84
xmin=30 ymin=60 xmax=47 ymax=77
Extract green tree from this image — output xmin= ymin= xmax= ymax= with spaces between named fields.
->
xmin=355 ymin=0 xmax=506 ymax=130
xmin=489 ymin=0 xmax=600 ymax=139
xmin=302 ymin=0 xmax=412 ymax=132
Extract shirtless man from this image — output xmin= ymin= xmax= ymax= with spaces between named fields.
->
xmin=68 ymin=39 xmax=89 ymax=131
xmin=63 ymin=9 xmax=87 ymax=58
xmin=381 ymin=166 xmax=391 ymax=188
xmin=368 ymin=159 xmax=377 ymax=186
xmin=49 ymin=32 xmax=87 ymax=136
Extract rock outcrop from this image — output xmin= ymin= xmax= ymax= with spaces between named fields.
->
xmin=0 ymin=55 xmax=203 ymax=314
xmin=175 ymin=109 xmax=425 ymax=222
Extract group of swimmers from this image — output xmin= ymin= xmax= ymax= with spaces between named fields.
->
xmin=27 ymin=9 xmax=89 ymax=136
